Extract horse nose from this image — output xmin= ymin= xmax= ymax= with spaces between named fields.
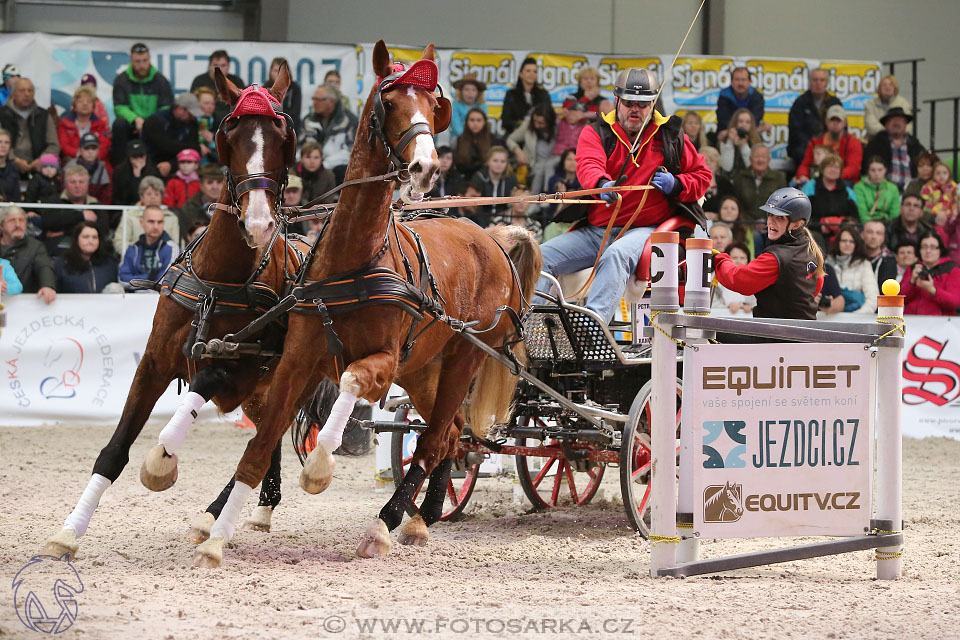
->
xmin=410 ymin=159 xmax=438 ymax=185
xmin=246 ymin=218 xmax=275 ymax=246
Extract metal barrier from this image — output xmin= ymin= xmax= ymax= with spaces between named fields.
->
xmin=923 ymin=96 xmax=960 ymax=181
xmin=885 ymin=57 xmax=924 ymax=132
xmin=646 ymin=234 xmax=904 ymax=579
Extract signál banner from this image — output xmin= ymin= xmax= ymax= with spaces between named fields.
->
xmin=686 ymin=343 xmax=874 ymax=538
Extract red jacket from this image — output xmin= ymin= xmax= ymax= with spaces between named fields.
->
xmin=57 ymin=113 xmax=111 ymax=162
xmin=795 ymin=132 xmax=863 ymax=183
xmin=714 ymin=251 xmax=824 ymax=296
xmin=163 ymin=175 xmax=201 ymax=208
xmin=900 ymin=257 xmax=960 ymax=316
xmin=576 ymin=110 xmax=711 ymax=228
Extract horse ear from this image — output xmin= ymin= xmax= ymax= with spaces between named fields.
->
xmin=214 ymin=68 xmax=241 ymax=106
xmin=269 ymin=61 xmax=290 ymax=104
xmin=373 ymin=40 xmax=392 ymax=79
xmin=421 ymin=43 xmax=435 ymax=61
xmin=434 ymin=97 xmax=452 ymax=133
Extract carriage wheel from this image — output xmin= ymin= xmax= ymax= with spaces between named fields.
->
xmin=619 ymin=377 xmax=682 ymax=538
xmin=389 ymin=407 xmax=479 ymax=522
xmin=514 ymin=416 xmax=605 ymax=509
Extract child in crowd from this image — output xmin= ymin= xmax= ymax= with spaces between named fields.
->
xmin=297 ymin=141 xmax=337 ymax=205
xmin=427 ymin=145 xmax=463 ymax=198
xmin=163 ymin=149 xmax=202 ymax=208
xmin=185 ymin=220 xmax=207 ymax=244
xmin=66 ymin=133 xmax=111 ymax=204
xmin=453 ymin=108 xmax=493 ymax=180
xmin=490 ymin=186 xmax=541 ymax=240
xmin=25 ymin=154 xmax=62 ymax=202
xmin=854 ymin=156 xmax=900 ymax=223
xmin=195 ymin=87 xmax=218 ymax=166
xmin=712 ymin=242 xmax=755 ymax=314
xmin=904 ymin=151 xmax=937 ymax=199
xmin=449 ymin=74 xmax=487 ymax=142
xmin=471 ymin=146 xmax=517 ymax=229
xmin=717 ymin=195 xmax=763 ymax=259
xmin=920 ymin=161 xmax=958 ymax=220
xmin=0 ymin=128 xmax=19 ymax=202
xmin=542 ymin=148 xmax=581 ymax=241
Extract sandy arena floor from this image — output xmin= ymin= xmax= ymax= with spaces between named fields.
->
xmin=1 ymin=421 xmax=958 ymax=639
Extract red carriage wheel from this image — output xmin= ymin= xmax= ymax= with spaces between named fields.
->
xmin=514 ymin=416 xmax=605 ymax=509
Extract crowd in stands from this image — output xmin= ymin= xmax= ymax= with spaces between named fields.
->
xmin=0 ymin=45 xmax=956 ymax=316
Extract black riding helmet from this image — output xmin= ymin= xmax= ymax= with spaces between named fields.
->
xmin=759 ymin=187 xmax=811 ymax=222
xmin=614 ymin=68 xmax=658 ymax=102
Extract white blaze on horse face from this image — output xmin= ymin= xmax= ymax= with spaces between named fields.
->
xmin=405 ymin=86 xmax=438 ymax=196
xmin=243 ymin=124 xmax=274 ymax=246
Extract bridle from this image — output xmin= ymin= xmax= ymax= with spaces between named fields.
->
xmin=368 ymin=72 xmax=443 ymax=176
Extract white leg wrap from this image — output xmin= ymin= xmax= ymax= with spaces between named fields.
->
xmin=314 ymin=391 xmax=358 ymax=454
xmin=208 ymin=481 xmax=253 ymax=542
xmin=158 ymin=391 xmax=206 ymax=454
xmin=63 ymin=474 xmax=112 ymax=537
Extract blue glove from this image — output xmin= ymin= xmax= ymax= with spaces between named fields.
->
xmin=599 ymin=180 xmax=617 ymax=203
xmin=652 ymin=170 xmax=677 ymax=194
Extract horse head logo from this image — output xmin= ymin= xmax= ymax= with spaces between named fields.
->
xmin=703 ymin=482 xmax=744 ymax=523
xmin=11 ymin=554 xmax=84 ymax=634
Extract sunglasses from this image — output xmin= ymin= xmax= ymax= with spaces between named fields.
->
xmin=131 ymin=44 xmax=149 ymax=54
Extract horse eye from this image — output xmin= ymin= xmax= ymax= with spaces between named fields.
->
xmin=384 ymin=101 xmax=394 ymax=111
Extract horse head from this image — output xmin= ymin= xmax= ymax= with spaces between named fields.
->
xmin=214 ymin=62 xmax=296 ymax=248
xmin=369 ymin=40 xmax=451 ymax=203
xmin=723 ymin=481 xmax=744 ymax=517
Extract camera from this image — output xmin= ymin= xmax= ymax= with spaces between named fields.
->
xmin=736 ymin=127 xmax=749 ymax=139
xmin=919 ymin=266 xmax=931 ymax=280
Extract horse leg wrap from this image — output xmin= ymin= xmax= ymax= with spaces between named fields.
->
xmin=157 ymin=391 xmax=206 ymax=455
xmin=206 ymin=478 xmax=236 ymax=518
xmin=258 ymin=443 xmax=282 ymax=508
xmin=379 ymin=464 xmax=426 ymax=531
xmin=420 ymin=459 xmax=453 ymax=527
xmin=62 ymin=474 xmax=112 ymax=537
xmin=208 ymin=481 xmax=254 ymax=542
xmin=314 ymin=391 xmax=358 ymax=454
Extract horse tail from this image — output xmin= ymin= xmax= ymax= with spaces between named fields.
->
xmin=291 ymin=378 xmax=371 ymax=464
xmin=467 ymin=225 xmax=543 ymax=439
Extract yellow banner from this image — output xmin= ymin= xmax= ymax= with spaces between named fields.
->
xmin=670 ymin=57 xmax=736 ymax=108
xmin=744 ymin=59 xmax=809 ymax=109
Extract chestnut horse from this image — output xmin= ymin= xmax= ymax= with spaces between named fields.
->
xmin=42 ymin=64 xmax=306 ymax=559
xmin=192 ymin=41 xmax=541 ymax=567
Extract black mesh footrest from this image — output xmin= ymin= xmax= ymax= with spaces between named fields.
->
xmin=523 ymin=305 xmax=621 ymax=365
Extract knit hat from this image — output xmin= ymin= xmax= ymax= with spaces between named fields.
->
xmin=80 ymin=73 xmax=97 ymax=87
xmin=176 ymin=148 xmax=201 ymax=163
xmin=39 ymin=153 xmax=60 ymax=168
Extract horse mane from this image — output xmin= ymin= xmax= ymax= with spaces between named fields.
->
xmin=485 ymin=224 xmax=542 ymax=303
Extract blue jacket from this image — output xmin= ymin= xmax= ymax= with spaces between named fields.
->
xmin=119 ymin=231 xmax=178 ymax=284
xmin=716 ymin=86 xmax=765 ymax=131
xmin=1 ymin=257 xmax=23 ymax=295
xmin=450 ymin=101 xmax=488 ymax=139
xmin=0 ymin=161 xmax=20 ymax=202
xmin=53 ymin=255 xmax=119 ymax=293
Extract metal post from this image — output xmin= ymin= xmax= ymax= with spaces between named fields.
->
xmin=649 ymin=231 xmax=680 ymax=577
xmin=928 ymin=100 xmax=936 ymax=154
xmin=875 ymin=294 xmax=904 ymax=580
xmin=953 ymin=98 xmax=959 ymax=182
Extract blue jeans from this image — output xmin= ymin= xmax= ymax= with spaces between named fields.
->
xmin=535 ymin=225 xmax=655 ymax=322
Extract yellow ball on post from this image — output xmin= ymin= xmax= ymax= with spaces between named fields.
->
xmin=881 ymin=279 xmax=900 ymax=296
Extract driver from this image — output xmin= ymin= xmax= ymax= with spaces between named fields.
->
xmin=535 ymin=67 xmax=710 ymax=322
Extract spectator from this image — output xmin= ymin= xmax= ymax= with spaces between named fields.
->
xmin=491 ymin=186 xmax=541 ymax=239
xmin=141 ymin=92 xmax=202 ymax=174
xmin=716 ymin=194 xmax=763 ymax=258
xmin=58 ymin=86 xmax=110 ymax=163
xmin=178 ymin=165 xmax=222 ymax=233
xmin=787 ymin=68 xmax=841 ymax=168
xmin=681 ymin=111 xmax=707 ymax=151
xmin=111 ymin=140 xmax=161 ymax=206
xmin=426 ymin=145 xmax=463 ymax=198
xmin=194 ymin=87 xmax=218 ymax=166
xmin=163 ymin=148 xmax=201 ymax=208
xmin=111 ymin=43 xmax=173 ymax=165
xmin=936 ymin=206 xmax=960 ymax=266
xmin=826 ymin=226 xmax=879 ymax=313
xmin=795 ymin=105 xmax=863 ymax=185
xmin=190 ymin=49 xmax=245 ymax=126
xmin=861 ymin=107 xmax=925 ymax=192
xmin=79 ymin=74 xmax=110 ymax=125
xmin=53 ymin=221 xmax=118 ymax=293
xmin=718 ymin=108 xmax=762 ymax=175
xmin=24 ymin=153 xmax=60 ymax=203
xmin=115 ymin=176 xmax=179 ymax=254
xmin=700 ymin=145 xmax=736 ymax=217
xmin=184 ymin=219 xmax=207 ymax=244
xmin=266 ymin=57 xmax=302 ymax=134
xmin=893 ymin=239 xmax=918 ymax=284
xmin=901 ymin=230 xmax=960 ymax=316
xmin=854 ymin=156 xmax=900 ymax=223
xmin=301 ymin=84 xmax=357 ymax=184
xmin=864 ymin=75 xmax=912 ymax=141
xmin=0 ymin=77 xmax=59 ymax=175
xmin=65 ymin=133 xmax=112 ymax=204
xmin=304 ymin=216 xmax=325 ymax=245
xmin=450 ymin=74 xmax=487 ymax=142
xmin=713 ymin=242 xmax=756 ymax=314
xmin=732 ymin=144 xmax=786 ymax=222
xmin=323 ymin=69 xmax=353 ymax=114
xmin=716 ymin=66 xmax=768 ymax=138
xmin=709 ymin=221 xmax=734 ymax=253
xmin=0 ymin=64 xmax=19 ymax=107
xmin=0 ymin=205 xmax=56 ymax=303
xmin=542 ymin=148 xmax=581 ymax=240
xmin=904 ymin=151 xmax=937 ymax=199
xmin=555 ymin=67 xmax=608 ymax=155
xmin=118 ymin=204 xmax=178 ymax=286
xmin=887 ymin=192 xmax=933 ymax=252
xmin=453 ymin=107 xmax=492 ymax=181
xmin=500 ymin=57 xmax=551 ymax=135
xmin=862 ymin=219 xmax=898 ymax=285
xmin=0 ymin=255 xmax=23 ymax=295
xmin=296 ymin=141 xmax=337 ymax=205
xmin=456 ymin=183 xmax=483 ymax=223
xmin=40 ymin=165 xmax=101 ymax=256
xmin=506 ymin=102 xmax=557 ymax=193
xmin=471 ymin=146 xmax=517 ymax=228
xmin=801 ymin=154 xmax=858 ymax=241
xmin=0 ymin=128 xmax=21 ymax=202
xmin=920 ymin=161 xmax=958 ymax=220
xmin=818 ymin=262 xmax=846 ymax=315
xmin=282 ymin=175 xmax=305 ymax=233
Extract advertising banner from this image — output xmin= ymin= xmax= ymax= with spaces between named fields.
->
xmin=901 ymin=315 xmax=960 ymax=439
xmin=686 ymin=343 xmax=874 ymax=538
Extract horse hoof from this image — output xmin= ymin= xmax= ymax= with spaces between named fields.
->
xmin=299 ymin=445 xmax=335 ymax=494
xmin=398 ymin=514 xmax=429 ymax=547
xmin=187 ymin=512 xmax=215 ymax=544
xmin=140 ymin=444 xmax=178 ymax=492
xmin=42 ymin=529 xmax=79 ymax=560
xmin=239 ymin=506 xmax=273 ymax=532
xmin=192 ymin=536 xmax=224 ymax=568
xmin=357 ymin=519 xmax=392 ymax=558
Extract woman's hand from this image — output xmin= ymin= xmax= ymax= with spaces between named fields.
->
xmin=910 ymin=264 xmax=924 ymax=285
xmin=917 ymin=274 xmax=936 ymax=295
xmin=727 ymin=302 xmax=742 ymax=314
